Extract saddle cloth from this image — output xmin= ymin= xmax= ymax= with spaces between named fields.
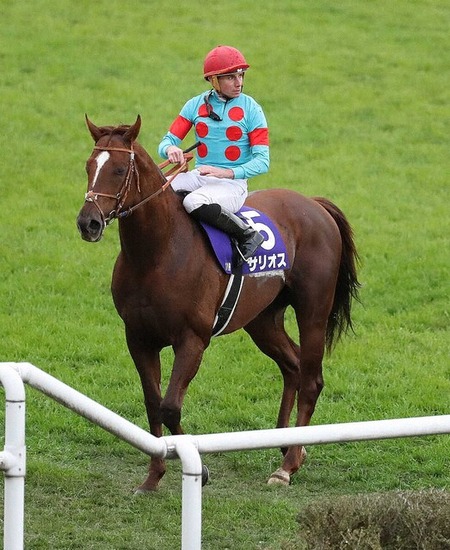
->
xmin=199 ymin=207 xmax=290 ymax=276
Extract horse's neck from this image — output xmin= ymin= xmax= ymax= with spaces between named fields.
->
xmin=118 ymin=151 xmax=188 ymax=265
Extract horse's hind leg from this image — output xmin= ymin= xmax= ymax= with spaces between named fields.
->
xmin=275 ymin=317 xmax=326 ymax=485
xmin=244 ymin=301 xmax=307 ymax=485
xmin=268 ymin=312 xmax=327 ymax=487
xmin=273 ymin=284 xmax=331 ymax=485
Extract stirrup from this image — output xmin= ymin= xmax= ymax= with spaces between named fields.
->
xmin=235 ymin=244 xmax=249 ymax=265
xmin=233 ymin=232 xmax=264 ymax=266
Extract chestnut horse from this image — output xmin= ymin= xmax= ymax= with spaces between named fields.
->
xmin=76 ymin=115 xmax=360 ymax=492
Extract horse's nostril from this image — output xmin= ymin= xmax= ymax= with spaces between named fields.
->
xmin=89 ymin=219 xmax=102 ymax=234
xmin=76 ymin=212 xmax=103 ymax=242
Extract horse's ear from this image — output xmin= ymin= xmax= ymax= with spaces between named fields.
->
xmin=85 ymin=115 xmax=106 ymax=142
xmin=123 ymin=115 xmax=142 ymax=144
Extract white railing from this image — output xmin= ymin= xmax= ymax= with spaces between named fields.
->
xmin=1 ymin=362 xmax=449 ymax=550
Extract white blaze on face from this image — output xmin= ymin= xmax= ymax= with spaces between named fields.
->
xmin=92 ymin=151 xmax=110 ymax=188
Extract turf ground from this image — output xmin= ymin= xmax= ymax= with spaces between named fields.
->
xmin=1 ymin=1 xmax=449 ymax=548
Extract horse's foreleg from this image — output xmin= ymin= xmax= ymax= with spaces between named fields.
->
xmin=127 ymin=338 xmax=166 ymax=493
xmin=160 ymin=335 xmax=206 ymax=435
xmin=138 ymin=386 xmax=166 ymax=493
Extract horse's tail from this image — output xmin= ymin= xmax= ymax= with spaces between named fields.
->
xmin=313 ymin=197 xmax=361 ymax=352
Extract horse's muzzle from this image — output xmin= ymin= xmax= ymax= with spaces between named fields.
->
xmin=76 ymin=208 xmax=104 ymax=242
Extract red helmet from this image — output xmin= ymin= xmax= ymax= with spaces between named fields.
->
xmin=203 ymin=46 xmax=249 ymax=79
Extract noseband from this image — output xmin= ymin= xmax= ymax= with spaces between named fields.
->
xmin=84 ymin=144 xmax=192 ymax=227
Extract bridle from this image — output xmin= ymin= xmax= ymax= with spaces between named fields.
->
xmin=84 ymin=143 xmax=195 ymax=227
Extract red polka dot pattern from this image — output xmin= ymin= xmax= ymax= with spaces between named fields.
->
xmin=198 ymin=143 xmax=208 ymax=158
xmin=198 ymin=104 xmax=209 ymax=117
xmin=191 ymin=103 xmax=258 ymax=165
xmin=226 ymin=126 xmax=243 ymax=141
xmin=225 ymin=146 xmax=241 ymax=161
xmin=196 ymin=122 xmax=209 ymax=138
xmin=228 ymin=107 xmax=244 ymax=121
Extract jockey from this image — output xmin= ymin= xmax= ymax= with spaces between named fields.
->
xmin=158 ymin=45 xmax=270 ymax=264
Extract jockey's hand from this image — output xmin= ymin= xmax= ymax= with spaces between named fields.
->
xmin=198 ymin=165 xmax=235 ymax=179
xmin=166 ymin=146 xmax=185 ymax=164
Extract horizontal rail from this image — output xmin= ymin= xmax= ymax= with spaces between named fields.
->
xmin=188 ymin=415 xmax=450 ymax=455
xmin=10 ymin=362 xmax=167 ymax=459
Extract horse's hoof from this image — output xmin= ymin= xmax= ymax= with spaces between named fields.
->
xmin=202 ymin=465 xmax=210 ymax=486
xmin=133 ymin=481 xmax=159 ymax=495
xmin=300 ymin=446 xmax=307 ymax=464
xmin=267 ymin=468 xmax=290 ymax=486
xmin=133 ymin=486 xmax=158 ymax=495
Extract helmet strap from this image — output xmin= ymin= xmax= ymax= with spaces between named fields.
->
xmin=210 ymin=75 xmax=221 ymax=94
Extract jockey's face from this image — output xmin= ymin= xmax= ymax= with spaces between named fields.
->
xmin=216 ymin=72 xmax=244 ymax=98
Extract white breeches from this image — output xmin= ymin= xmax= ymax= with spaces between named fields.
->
xmin=170 ymin=169 xmax=248 ymax=213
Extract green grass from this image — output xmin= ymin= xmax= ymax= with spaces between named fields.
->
xmin=1 ymin=0 xmax=449 ymax=548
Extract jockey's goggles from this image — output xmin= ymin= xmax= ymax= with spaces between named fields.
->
xmin=216 ymin=68 xmax=247 ymax=78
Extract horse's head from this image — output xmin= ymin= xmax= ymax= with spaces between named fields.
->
xmin=76 ymin=115 xmax=142 ymax=242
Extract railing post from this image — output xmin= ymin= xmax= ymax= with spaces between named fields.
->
xmin=173 ymin=436 xmax=203 ymax=550
xmin=0 ymin=364 xmax=26 ymax=550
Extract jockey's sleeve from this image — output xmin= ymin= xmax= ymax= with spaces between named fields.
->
xmin=158 ymin=115 xmax=193 ymax=158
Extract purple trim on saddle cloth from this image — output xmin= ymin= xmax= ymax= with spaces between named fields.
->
xmin=199 ymin=207 xmax=290 ymax=275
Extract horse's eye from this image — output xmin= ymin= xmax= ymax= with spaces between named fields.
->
xmin=114 ymin=167 xmax=127 ymax=176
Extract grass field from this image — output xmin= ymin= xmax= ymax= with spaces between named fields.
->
xmin=1 ymin=0 xmax=449 ymax=548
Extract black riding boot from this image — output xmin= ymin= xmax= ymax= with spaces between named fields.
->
xmin=191 ymin=204 xmax=264 ymax=263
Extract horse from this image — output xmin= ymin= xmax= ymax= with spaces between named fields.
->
xmin=76 ymin=115 xmax=360 ymax=492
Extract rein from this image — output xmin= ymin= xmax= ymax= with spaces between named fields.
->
xmin=84 ymin=143 xmax=195 ymax=226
